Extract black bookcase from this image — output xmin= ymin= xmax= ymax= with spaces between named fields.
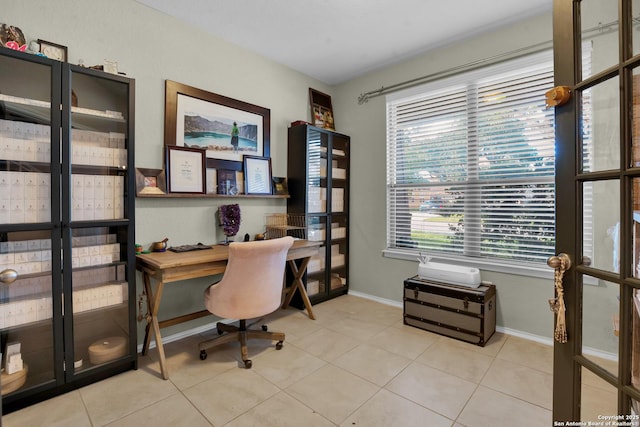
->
xmin=0 ymin=47 xmax=136 ymax=413
xmin=287 ymin=124 xmax=349 ymax=305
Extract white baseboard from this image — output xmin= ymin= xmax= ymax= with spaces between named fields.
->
xmin=347 ymin=289 xmax=403 ymax=308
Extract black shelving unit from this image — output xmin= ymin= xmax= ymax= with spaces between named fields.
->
xmin=0 ymin=47 xmax=136 ymax=413
xmin=287 ymin=124 xmax=349 ymax=305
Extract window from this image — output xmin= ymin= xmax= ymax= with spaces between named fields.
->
xmin=386 ymin=51 xmax=556 ymax=269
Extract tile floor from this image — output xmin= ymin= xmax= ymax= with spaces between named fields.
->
xmin=1 ymin=294 xmax=612 ymax=426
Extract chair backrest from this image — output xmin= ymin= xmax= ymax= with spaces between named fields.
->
xmin=204 ymin=236 xmax=295 ymax=320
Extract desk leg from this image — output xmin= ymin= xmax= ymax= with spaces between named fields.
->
xmin=282 ymin=257 xmax=315 ymax=320
xmin=142 ymin=273 xmax=153 ymax=355
xmin=142 ymin=272 xmax=170 ymax=380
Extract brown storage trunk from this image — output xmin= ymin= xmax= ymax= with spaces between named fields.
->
xmin=403 ymin=276 xmax=496 ymax=347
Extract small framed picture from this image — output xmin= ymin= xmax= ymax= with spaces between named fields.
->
xmin=243 ymin=155 xmax=272 ymax=195
xmin=135 ymin=168 xmax=166 ymax=196
xmin=166 ymin=146 xmax=206 ymax=194
xmin=309 ymin=88 xmax=335 ymax=130
xmin=217 ymin=169 xmax=239 ymax=195
xmin=272 ymin=177 xmax=288 ymax=196
xmin=37 ymin=39 xmax=67 ymax=62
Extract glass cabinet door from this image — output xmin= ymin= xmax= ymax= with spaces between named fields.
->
xmin=306 ymin=216 xmax=327 ymax=298
xmin=328 ymin=133 xmax=348 ymax=293
xmin=0 ymin=52 xmax=60 ymax=398
xmin=66 ymin=67 xmax=133 ymax=377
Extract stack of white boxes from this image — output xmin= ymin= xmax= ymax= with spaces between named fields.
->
xmin=71 ymin=130 xmax=127 ymax=168
xmin=71 ymin=174 xmax=125 ymax=220
xmin=307 ymin=224 xmax=326 ymax=241
xmin=0 ymin=119 xmax=51 ymax=163
xmin=70 ymin=234 xmax=120 ymax=268
xmin=0 ymin=276 xmax=53 ymax=329
xmin=331 ymin=188 xmax=344 ymax=212
xmin=0 ymin=239 xmax=52 ymax=276
xmin=331 ymin=222 xmax=346 ymax=239
xmin=0 ymin=235 xmax=119 ymax=277
xmin=0 ymin=171 xmax=51 ymax=224
xmin=72 ymin=266 xmax=125 ymax=314
xmin=331 ymin=244 xmax=345 ymax=268
xmin=307 ymin=186 xmax=326 ymax=212
xmin=307 ymin=250 xmax=326 ymax=273
xmin=5 ymin=342 xmax=24 ymax=375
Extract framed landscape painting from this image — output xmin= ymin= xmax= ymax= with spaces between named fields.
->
xmin=164 ymin=80 xmax=270 ymax=171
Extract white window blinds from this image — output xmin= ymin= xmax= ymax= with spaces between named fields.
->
xmin=386 ymin=51 xmax=555 ymax=265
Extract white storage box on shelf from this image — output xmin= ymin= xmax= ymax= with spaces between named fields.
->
xmin=417 ymin=258 xmax=481 ymax=288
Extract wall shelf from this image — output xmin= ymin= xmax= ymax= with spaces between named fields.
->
xmin=136 ymin=193 xmax=289 ymax=199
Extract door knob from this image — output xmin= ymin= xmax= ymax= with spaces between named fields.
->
xmin=0 ymin=269 xmax=18 ymax=285
xmin=547 ymin=253 xmax=571 ymax=271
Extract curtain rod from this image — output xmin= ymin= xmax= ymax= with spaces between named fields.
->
xmin=357 ymin=18 xmax=626 ymax=105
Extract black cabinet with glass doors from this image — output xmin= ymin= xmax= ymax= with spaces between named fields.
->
xmin=287 ymin=124 xmax=349 ymax=305
xmin=0 ymin=47 xmax=136 ymax=413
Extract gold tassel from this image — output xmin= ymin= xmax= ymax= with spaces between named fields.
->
xmin=554 ymin=283 xmax=567 ymax=343
xmin=549 ymin=258 xmax=568 ymax=343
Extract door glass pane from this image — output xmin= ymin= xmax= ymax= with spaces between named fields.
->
xmin=582 ymin=279 xmax=619 ymax=377
xmin=631 ymin=289 xmax=640 ymax=390
xmin=632 ymin=69 xmax=640 ymax=168
xmin=330 ymin=215 xmax=348 ymax=291
xmin=0 ymin=230 xmax=55 ymax=395
xmin=307 ymin=129 xmax=326 ymax=213
xmin=583 ymin=180 xmax=620 ymax=272
xmin=70 ymin=71 xmax=129 ymax=222
xmin=306 ymin=216 xmax=326 ymax=298
xmin=634 ymin=0 xmax=640 ymax=56
xmin=0 ymin=55 xmax=53 ymax=225
xmin=581 ymin=0 xmax=619 ymax=79
xmin=581 ymin=366 xmax=618 ymax=422
xmin=633 ymin=178 xmax=640 ymax=277
xmin=71 ymin=227 xmax=129 ymax=373
xmin=582 ymin=77 xmax=620 ymax=173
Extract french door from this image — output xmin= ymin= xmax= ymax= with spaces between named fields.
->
xmin=553 ymin=0 xmax=640 ymax=422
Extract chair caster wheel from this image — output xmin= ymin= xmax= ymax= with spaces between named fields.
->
xmin=276 ymin=341 xmax=283 ymax=350
xmin=243 ymin=359 xmax=252 ymax=369
xmin=200 ymin=350 xmax=207 ymax=360
xmin=261 ymin=325 xmax=268 ymax=332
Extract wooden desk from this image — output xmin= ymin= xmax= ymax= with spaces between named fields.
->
xmin=136 ymin=239 xmax=321 ymax=379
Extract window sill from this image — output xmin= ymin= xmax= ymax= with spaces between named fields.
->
xmin=382 ymin=248 xmax=554 ymax=280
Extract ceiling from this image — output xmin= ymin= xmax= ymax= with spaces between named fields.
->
xmin=134 ymin=0 xmax=552 ymax=85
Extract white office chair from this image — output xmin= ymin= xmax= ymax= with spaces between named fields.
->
xmin=198 ymin=236 xmax=294 ymax=368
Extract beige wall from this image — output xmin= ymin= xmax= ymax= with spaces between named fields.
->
xmin=8 ymin=1 xmax=609 ymax=349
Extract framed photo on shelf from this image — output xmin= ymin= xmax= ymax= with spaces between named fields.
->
xmin=37 ymin=39 xmax=67 ymax=62
xmin=217 ymin=169 xmax=239 ymax=195
xmin=164 ymin=80 xmax=271 ymax=171
xmin=243 ymin=155 xmax=272 ymax=195
xmin=166 ymin=145 xmax=206 ymax=194
xmin=309 ymin=88 xmax=335 ymax=130
xmin=272 ymin=177 xmax=288 ymax=196
xmin=135 ymin=168 xmax=166 ymax=196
